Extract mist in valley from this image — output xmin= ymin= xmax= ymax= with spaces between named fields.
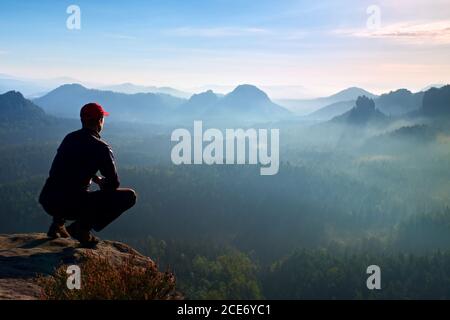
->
xmin=1 ymin=84 xmax=450 ymax=299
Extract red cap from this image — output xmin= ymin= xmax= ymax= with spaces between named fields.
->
xmin=80 ymin=103 xmax=110 ymax=120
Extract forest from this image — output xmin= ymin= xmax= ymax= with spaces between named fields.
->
xmin=0 ymin=117 xmax=450 ymax=299
xmin=1 ymin=88 xmax=450 ymax=299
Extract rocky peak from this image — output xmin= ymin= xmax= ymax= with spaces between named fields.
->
xmin=0 ymin=233 xmax=181 ymax=300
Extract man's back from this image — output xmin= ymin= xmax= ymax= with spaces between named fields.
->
xmin=45 ymin=127 xmax=119 ymax=192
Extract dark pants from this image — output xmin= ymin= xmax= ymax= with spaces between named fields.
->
xmin=40 ymin=188 xmax=137 ymax=232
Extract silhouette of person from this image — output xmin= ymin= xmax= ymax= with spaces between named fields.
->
xmin=39 ymin=103 xmax=137 ymax=247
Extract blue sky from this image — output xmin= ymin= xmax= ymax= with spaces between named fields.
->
xmin=0 ymin=0 xmax=449 ymax=98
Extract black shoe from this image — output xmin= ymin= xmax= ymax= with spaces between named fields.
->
xmin=66 ymin=222 xmax=100 ymax=247
xmin=47 ymin=222 xmax=70 ymax=239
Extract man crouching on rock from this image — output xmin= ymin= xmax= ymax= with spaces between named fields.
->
xmin=39 ymin=103 xmax=137 ymax=247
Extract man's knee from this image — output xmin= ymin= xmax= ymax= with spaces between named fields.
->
xmin=123 ymin=189 xmax=137 ymax=209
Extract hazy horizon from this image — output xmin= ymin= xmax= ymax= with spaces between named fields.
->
xmin=1 ymin=72 xmax=447 ymax=101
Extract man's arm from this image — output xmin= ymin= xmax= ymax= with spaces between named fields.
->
xmin=98 ymin=145 xmax=120 ymax=190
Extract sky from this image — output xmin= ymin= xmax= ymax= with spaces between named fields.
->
xmin=0 ymin=0 xmax=449 ymax=98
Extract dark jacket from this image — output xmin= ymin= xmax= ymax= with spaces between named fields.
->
xmin=39 ymin=128 xmax=120 ymax=206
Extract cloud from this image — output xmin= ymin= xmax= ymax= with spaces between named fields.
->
xmin=0 ymin=50 xmax=8 ymax=55
xmin=334 ymin=20 xmax=450 ymax=44
xmin=163 ymin=26 xmax=271 ymax=38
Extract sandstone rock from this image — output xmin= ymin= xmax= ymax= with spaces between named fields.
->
xmin=0 ymin=233 xmax=159 ymax=300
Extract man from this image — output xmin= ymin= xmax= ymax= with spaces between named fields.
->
xmin=39 ymin=102 xmax=137 ymax=247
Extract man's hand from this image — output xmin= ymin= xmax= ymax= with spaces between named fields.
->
xmin=92 ymin=176 xmax=106 ymax=190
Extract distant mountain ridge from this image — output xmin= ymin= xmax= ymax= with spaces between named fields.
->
xmin=100 ymin=83 xmax=192 ymax=99
xmin=422 ymin=85 xmax=450 ymax=117
xmin=0 ymin=77 xmax=49 ymax=98
xmin=337 ymin=88 xmax=450 ymax=149
xmin=34 ymin=84 xmax=185 ymax=122
xmin=177 ymin=90 xmax=220 ymax=118
xmin=376 ymin=89 xmax=424 ymax=116
xmin=331 ymin=96 xmax=387 ymax=126
xmin=277 ymin=87 xmax=378 ymax=116
xmin=0 ymin=74 xmax=85 ymax=98
xmin=307 ymin=100 xmax=355 ymax=120
xmin=420 ymin=84 xmax=446 ymax=92
xmin=308 ymin=88 xmax=425 ymax=121
xmin=288 ymin=84 xmax=446 ymax=120
xmin=9 ymin=83 xmax=450 ymax=125
xmin=204 ymin=84 xmax=291 ymax=122
xmin=34 ymin=83 xmax=291 ymax=124
xmin=0 ymin=91 xmax=53 ymax=125
xmin=326 ymin=87 xmax=378 ymax=102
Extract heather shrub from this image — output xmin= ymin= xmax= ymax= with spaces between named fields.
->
xmin=38 ymin=253 xmax=183 ymax=300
